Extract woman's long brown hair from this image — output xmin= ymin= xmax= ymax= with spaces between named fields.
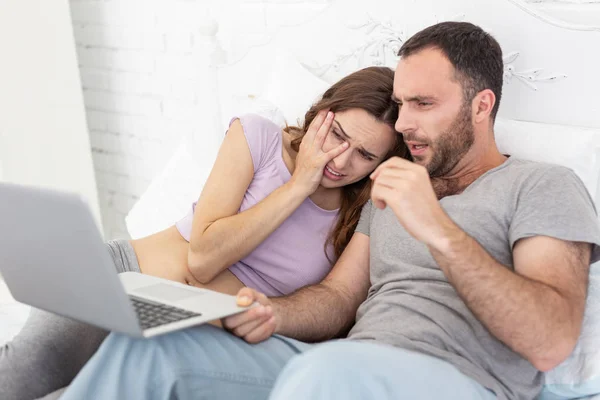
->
xmin=286 ymin=66 xmax=410 ymax=260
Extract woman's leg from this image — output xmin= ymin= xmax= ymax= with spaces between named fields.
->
xmin=0 ymin=240 xmax=140 ymax=400
xmin=0 ymin=308 xmax=108 ymax=400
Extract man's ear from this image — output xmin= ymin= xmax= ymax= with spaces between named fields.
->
xmin=472 ymin=89 xmax=496 ymax=123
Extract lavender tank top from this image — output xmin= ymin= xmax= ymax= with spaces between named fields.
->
xmin=176 ymin=114 xmax=339 ymax=297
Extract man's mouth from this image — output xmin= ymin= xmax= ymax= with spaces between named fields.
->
xmin=407 ymin=142 xmax=429 ymax=155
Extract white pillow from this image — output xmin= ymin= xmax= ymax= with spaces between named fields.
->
xmin=495 ymin=118 xmax=600 ymax=400
xmin=125 ymin=136 xmax=210 ymax=239
xmin=539 ymin=265 xmax=600 ymax=400
xmin=261 ymin=50 xmax=330 ymax=126
xmin=495 ymin=118 xmax=600 ymax=204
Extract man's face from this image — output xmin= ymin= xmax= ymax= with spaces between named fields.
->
xmin=393 ymin=48 xmax=475 ymax=178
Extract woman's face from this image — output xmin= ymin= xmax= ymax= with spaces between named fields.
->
xmin=319 ymin=108 xmax=397 ymax=189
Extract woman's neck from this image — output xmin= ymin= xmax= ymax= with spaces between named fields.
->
xmin=310 ymin=186 xmax=342 ymax=211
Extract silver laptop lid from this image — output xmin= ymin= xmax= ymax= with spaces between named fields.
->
xmin=0 ymin=183 xmax=141 ymax=336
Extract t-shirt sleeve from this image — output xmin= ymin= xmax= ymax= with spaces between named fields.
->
xmin=509 ymin=166 xmax=600 ymax=263
xmin=230 ymin=114 xmax=281 ymax=173
xmin=355 ymin=200 xmax=374 ymax=237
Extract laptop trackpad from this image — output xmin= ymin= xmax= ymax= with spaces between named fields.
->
xmin=134 ymin=283 xmax=205 ymax=303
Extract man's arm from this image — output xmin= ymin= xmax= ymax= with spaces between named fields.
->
xmin=430 ymin=232 xmax=591 ymax=372
xmin=222 ymin=232 xmax=371 ymax=343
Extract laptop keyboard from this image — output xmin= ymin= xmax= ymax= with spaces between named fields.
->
xmin=129 ymin=296 xmax=202 ymax=330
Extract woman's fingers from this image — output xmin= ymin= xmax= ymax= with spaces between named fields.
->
xmin=313 ymin=111 xmax=334 ymax=150
xmin=323 ymin=140 xmax=349 ymax=162
xmin=289 ymin=109 xmax=337 ymax=195
xmin=305 ymin=110 xmax=329 ymax=144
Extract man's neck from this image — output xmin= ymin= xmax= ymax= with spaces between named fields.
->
xmin=431 ymin=147 xmax=507 ymax=199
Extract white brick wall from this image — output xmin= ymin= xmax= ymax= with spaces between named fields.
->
xmin=70 ymin=0 xmax=200 ymax=239
xmin=70 ymin=0 xmax=597 ymax=240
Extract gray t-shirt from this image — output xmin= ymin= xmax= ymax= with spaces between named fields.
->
xmin=348 ymin=158 xmax=600 ymax=400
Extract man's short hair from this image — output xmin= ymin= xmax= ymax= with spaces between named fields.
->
xmin=398 ymin=21 xmax=504 ymax=121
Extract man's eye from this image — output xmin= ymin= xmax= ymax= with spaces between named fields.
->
xmin=419 ymin=102 xmax=432 ymax=107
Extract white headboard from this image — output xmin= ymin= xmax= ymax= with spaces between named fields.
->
xmin=197 ymin=0 xmax=600 ymax=129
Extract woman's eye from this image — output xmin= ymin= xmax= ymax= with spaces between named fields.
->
xmin=332 ymin=131 xmax=343 ymax=140
xmin=359 ymin=151 xmax=374 ymax=161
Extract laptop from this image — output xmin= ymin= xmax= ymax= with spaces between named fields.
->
xmin=0 ymin=182 xmax=254 ymax=338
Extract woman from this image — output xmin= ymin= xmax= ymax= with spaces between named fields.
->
xmin=0 ymin=66 xmax=409 ymax=400
xmin=132 ymin=69 xmax=407 ymax=298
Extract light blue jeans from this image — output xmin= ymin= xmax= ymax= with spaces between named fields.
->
xmin=60 ymin=325 xmax=496 ymax=400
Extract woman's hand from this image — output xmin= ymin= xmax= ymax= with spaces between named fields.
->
xmin=222 ymin=287 xmax=279 ymax=343
xmin=290 ymin=110 xmax=349 ymax=196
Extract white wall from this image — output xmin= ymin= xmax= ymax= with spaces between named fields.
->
xmin=523 ymin=0 xmax=600 ymax=26
xmin=0 ymin=0 xmax=101 ymax=227
xmin=69 ymin=0 xmax=598 ymax=240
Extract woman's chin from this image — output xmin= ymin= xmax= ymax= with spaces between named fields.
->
xmin=320 ymin=176 xmax=351 ymax=189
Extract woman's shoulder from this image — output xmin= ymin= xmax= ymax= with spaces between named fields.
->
xmin=232 ymin=114 xmax=281 ymax=137
xmin=229 ymin=114 xmax=286 ymax=172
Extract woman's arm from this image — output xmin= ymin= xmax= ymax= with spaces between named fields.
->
xmin=188 ymin=112 xmax=347 ymax=283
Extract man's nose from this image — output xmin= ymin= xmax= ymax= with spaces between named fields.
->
xmin=395 ymin=107 xmax=417 ymax=134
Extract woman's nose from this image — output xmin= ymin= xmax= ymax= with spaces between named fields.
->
xmin=332 ymin=147 xmax=352 ymax=170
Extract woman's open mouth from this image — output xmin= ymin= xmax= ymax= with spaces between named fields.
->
xmin=324 ymin=165 xmax=345 ymax=181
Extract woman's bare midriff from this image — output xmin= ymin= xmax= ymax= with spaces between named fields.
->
xmin=129 ymin=226 xmax=245 ymax=297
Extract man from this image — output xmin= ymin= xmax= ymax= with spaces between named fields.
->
xmin=60 ymin=21 xmax=600 ymax=400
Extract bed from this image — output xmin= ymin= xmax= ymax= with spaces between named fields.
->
xmin=1 ymin=0 xmax=599 ymax=398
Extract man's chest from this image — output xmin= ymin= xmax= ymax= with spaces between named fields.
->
xmin=368 ymin=197 xmax=515 ymax=282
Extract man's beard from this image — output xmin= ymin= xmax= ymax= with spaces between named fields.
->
xmin=422 ymin=102 xmax=475 ymax=178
